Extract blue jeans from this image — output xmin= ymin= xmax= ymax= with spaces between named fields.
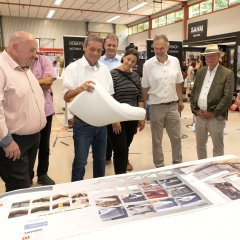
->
xmin=72 ymin=120 xmax=107 ymax=181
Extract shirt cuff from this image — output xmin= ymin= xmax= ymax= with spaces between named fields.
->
xmin=0 ymin=133 xmax=13 ymax=148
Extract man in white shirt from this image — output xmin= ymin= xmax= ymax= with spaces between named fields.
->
xmin=190 ymin=44 xmax=234 ymax=159
xmin=62 ymin=35 xmax=114 ymax=181
xmin=142 ymin=34 xmax=184 ymax=168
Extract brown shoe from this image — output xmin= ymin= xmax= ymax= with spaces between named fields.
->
xmin=127 ymin=162 xmax=133 ymax=171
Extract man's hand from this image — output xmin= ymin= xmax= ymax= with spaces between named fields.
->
xmin=138 ymin=120 xmax=145 ymax=131
xmin=80 ymin=80 xmax=95 ymax=92
xmin=3 ymin=141 xmax=21 ymax=161
xmin=196 ymin=110 xmax=214 ymax=119
xmin=39 ymin=76 xmax=54 ymax=90
xmin=112 ymin=122 xmax=121 ymax=134
xmin=178 ymin=100 xmax=184 ymax=112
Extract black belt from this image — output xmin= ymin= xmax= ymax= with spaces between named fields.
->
xmin=74 ymin=116 xmax=86 ymax=124
xmin=159 ymin=101 xmax=178 ymax=105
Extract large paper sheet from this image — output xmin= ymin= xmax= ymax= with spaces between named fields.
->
xmin=68 ymin=81 xmax=146 ymax=127
xmin=1 ymin=155 xmax=240 ymax=239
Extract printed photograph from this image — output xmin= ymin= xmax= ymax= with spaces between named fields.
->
xmin=139 ymin=181 xmax=162 ymax=191
xmin=121 ymin=191 xmax=146 ymax=203
xmin=99 ymin=206 xmax=128 ymax=221
xmin=167 ymin=184 xmax=193 ymax=197
xmin=95 ymin=195 xmax=121 ymax=207
xmin=72 ymin=198 xmax=90 ymax=209
xmin=214 ymin=182 xmax=240 ymax=200
xmin=151 ymin=198 xmax=178 ymax=211
xmin=11 ymin=200 xmax=30 ymax=209
xmin=144 ymin=188 xmax=168 ymax=199
xmin=159 ymin=176 xmax=183 ymax=187
xmin=126 ymin=202 xmax=155 ymax=216
xmin=176 ymin=193 xmax=202 ymax=206
xmin=8 ymin=209 xmax=29 ymax=218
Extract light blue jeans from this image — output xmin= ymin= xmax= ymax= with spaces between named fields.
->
xmin=72 ymin=120 xmax=107 ymax=181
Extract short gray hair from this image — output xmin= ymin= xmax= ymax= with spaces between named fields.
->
xmin=84 ymin=35 xmax=104 ymax=47
xmin=153 ymin=34 xmax=169 ymax=47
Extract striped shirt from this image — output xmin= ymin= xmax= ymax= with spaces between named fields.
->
xmin=110 ymin=69 xmax=143 ymax=107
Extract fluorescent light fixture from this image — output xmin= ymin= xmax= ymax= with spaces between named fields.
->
xmin=47 ymin=9 xmax=55 ymax=18
xmin=54 ymin=0 xmax=63 ymax=5
xmin=128 ymin=2 xmax=148 ymax=13
xmin=106 ymin=15 xmax=120 ymax=23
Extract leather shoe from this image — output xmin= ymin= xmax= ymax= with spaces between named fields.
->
xmin=37 ymin=174 xmax=55 ymax=185
xmin=127 ymin=162 xmax=133 ymax=171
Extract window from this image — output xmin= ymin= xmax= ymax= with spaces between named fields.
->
xmin=200 ymin=0 xmax=212 ymax=15
xmin=128 ymin=27 xmax=132 ymax=35
xmin=189 ymin=4 xmax=200 ymax=18
xmin=138 ymin=23 xmax=144 ymax=32
xmin=167 ymin=12 xmax=175 ymax=24
xmin=214 ymin=0 xmax=228 ymax=11
xmin=152 ymin=18 xmax=159 ymax=28
xmin=143 ymin=21 xmax=149 ymax=30
xmin=229 ymin=0 xmax=240 ymax=4
xmin=132 ymin=25 xmax=138 ymax=34
xmin=159 ymin=15 xmax=167 ymax=26
xmin=175 ymin=10 xmax=183 ymax=21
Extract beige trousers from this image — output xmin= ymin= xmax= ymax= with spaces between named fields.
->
xmin=150 ymin=103 xmax=182 ymax=167
xmin=195 ymin=116 xmax=226 ymax=160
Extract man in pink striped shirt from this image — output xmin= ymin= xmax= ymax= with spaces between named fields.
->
xmin=30 ymin=54 xmax=57 ymax=186
xmin=0 ymin=31 xmax=46 ymax=192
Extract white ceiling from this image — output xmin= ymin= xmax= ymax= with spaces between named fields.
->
xmin=0 ymin=0 xmax=185 ymax=25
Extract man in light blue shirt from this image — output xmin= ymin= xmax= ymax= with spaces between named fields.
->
xmin=100 ymin=34 xmax=121 ymax=71
xmin=100 ymin=34 xmax=121 ymax=166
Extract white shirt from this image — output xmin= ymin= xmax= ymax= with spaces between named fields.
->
xmin=197 ymin=64 xmax=219 ymax=111
xmin=142 ymin=55 xmax=183 ymax=105
xmin=62 ymin=55 xmax=114 ymax=96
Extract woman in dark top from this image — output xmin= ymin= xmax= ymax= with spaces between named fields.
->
xmin=108 ymin=48 xmax=145 ymax=174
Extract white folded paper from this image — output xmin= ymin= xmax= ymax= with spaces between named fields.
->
xmin=68 ymin=81 xmax=146 ymax=127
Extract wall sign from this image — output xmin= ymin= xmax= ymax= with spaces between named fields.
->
xmin=188 ymin=20 xmax=208 ymax=42
xmin=146 ymin=40 xmax=182 ymax=62
xmin=63 ymin=35 xmax=86 ymax=68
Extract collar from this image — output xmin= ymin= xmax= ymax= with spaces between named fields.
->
xmin=154 ymin=54 xmax=170 ymax=65
xmin=82 ymin=55 xmax=100 ymax=69
xmin=2 ymin=50 xmax=21 ymax=70
xmin=103 ymin=54 xmax=121 ymax=61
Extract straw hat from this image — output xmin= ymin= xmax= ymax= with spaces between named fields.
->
xmin=201 ymin=44 xmax=224 ymax=57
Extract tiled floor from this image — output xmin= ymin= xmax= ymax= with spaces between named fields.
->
xmin=1 ymin=103 xmax=240 ymax=194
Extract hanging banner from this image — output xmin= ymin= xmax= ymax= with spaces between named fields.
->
xmin=63 ymin=35 xmax=86 ymax=68
xmin=188 ymin=20 xmax=208 ymax=42
xmin=146 ymin=40 xmax=182 ymax=62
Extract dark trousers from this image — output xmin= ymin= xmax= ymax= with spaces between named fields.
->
xmin=0 ymin=133 xmax=40 ymax=192
xmin=108 ymin=121 xmax=138 ymax=175
xmin=106 ymin=137 xmax=112 ymax=160
xmin=36 ymin=115 xmax=53 ymax=177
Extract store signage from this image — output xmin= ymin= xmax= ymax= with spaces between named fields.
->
xmin=63 ymin=35 xmax=86 ymax=67
xmin=146 ymin=39 xmax=182 ymax=62
xmin=188 ymin=20 xmax=208 ymax=42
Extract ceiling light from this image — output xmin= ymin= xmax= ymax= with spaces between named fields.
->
xmin=106 ymin=16 xmax=120 ymax=23
xmin=54 ymin=0 xmax=63 ymax=5
xmin=47 ymin=10 xmax=55 ymax=18
xmin=128 ymin=2 xmax=148 ymax=13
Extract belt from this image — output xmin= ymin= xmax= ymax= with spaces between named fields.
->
xmin=159 ymin=101 xmax=178 ymax=105
xmin=74 ymin=116 xmax=87 ymax=124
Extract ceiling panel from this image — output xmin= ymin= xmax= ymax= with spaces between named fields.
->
xmin=0 ymin=4 xmax=10 ymax=15
xmin=27 ymin=6 xmax=40 ymax=18
xmin=1 ymin=0 xmax=184 ymax=25
xmin=19 ymin=5 xmax=30 ymax=17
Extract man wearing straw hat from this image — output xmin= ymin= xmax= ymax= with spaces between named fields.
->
xmin=190 ymin=44 xmax=234 ymax=160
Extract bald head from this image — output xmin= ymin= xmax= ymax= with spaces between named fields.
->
xmin=8 ymin=31 xmax=37 ymax=67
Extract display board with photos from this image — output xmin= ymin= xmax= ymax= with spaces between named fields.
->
xmin=1 ymin=155 xmax=240 ymax=239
